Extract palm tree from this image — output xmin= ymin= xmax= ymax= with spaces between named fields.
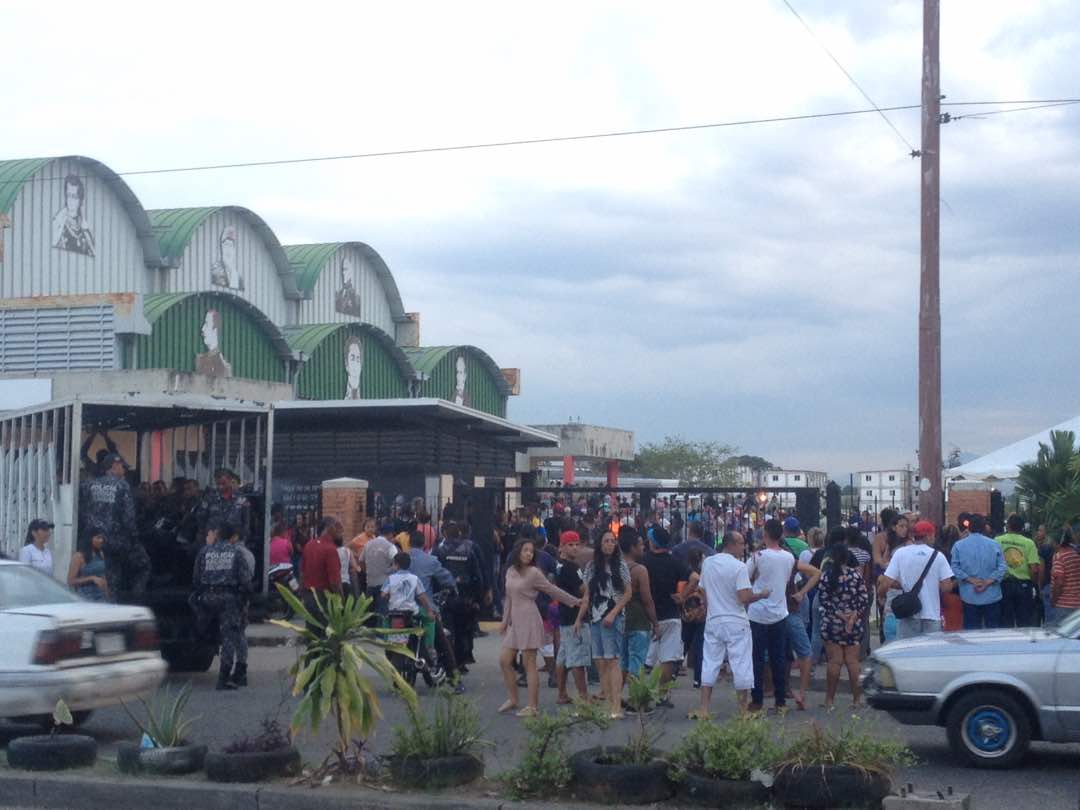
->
xmin=1016 ymin=430 xmax=1079 ymax=528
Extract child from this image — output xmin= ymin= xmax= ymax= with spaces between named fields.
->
xmin=382 ymin=552 xmax=443 ymax=681
xmin=553 ymin=531 xmax=591 ymax=704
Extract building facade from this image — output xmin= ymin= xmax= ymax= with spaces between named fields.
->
xmin=856 ymin=468 xmax=916 ymax=514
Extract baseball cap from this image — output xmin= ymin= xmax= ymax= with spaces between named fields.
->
xmin=648 ymin=525 xmax=673 ymax=548
xmin=102 ymin=452 xmax=129 ymax=469
xmin=913 ymin=519 xmax=936 ymax=538
xmin=783 ymin=516 xmax=800 ymax=533
xmin=28 ymin=518 xmax=55 ymax=532
xmin=559 ymin=530 xmax=581 ymax=545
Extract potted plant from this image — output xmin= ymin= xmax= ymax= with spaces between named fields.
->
xmin=773 ymin=720 xmax=916 ymax=808
xmin=117 ymin=683 xmax=205 ymax=776
xmin=387 ymin=688 xmax=488 ymax=789
xmin=205 ymin=715 xmax=301 ymax=783
xmin=569 ymin=667 xmax=675 ymax=805
xmin=499 ymin=701 xmax=609 ymax=800
xmin=669 ymin=714 xmax=782 ymax=807
xmin=6 ymin=700 xmax=97 ymax=772
xmin=268 ymin=587 xmax=417 ymax=783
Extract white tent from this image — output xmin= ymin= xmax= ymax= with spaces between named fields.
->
xmin=949 ymin=414 xmax=1080 ymax=481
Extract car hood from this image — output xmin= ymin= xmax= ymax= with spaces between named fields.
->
xmin=1 ymin=602 xmax=154 ymax=625
xmin=875 ymin=628 xmax=1063 ymax=659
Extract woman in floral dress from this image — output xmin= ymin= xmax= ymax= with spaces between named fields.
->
xmin=817 ymin=541 xmax=871 ymax=709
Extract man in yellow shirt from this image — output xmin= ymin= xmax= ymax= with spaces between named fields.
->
xmin=995 ymin=514 xmax=1041 ymax=628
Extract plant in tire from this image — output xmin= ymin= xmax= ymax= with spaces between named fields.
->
xmin=499 ymin=702 xmax=609 ymax=799
xmin=272 ymin=586 xmax=418 ymax=774
xmin=120 ymin=682 xmax=198 ymax=747
xmin=670 ymin=713 xmax=783 ymax=783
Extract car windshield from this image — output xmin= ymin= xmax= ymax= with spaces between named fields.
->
xmin=0 ymin=565 xmax=81 ymax=610
xmin=1054 ymin=608 xmax=1080 ymax=639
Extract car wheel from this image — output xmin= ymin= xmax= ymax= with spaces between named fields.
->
xmin=946 ymin=689 xmax=1031 ymax=769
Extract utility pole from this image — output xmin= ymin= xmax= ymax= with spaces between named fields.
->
xmin=918 ymin=0 xmax=943 ymax=526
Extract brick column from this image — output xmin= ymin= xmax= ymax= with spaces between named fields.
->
xmin=563 ymin=455 xmax=575 ymax=485
xmin=321 ymin=477 xmax=369 ymax=541
xmin=606 ymin=460 xmax=620 ymax=488
xmin=945 ymin=487 xmax=990 ymax=531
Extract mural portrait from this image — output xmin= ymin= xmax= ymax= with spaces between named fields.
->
xmin=344 ymin=335 xmax=363 ymax=399
xmin=210 ymin=226 xmax=244 ymax=291
xmin=453 ymin=354 xmax=470 ymax=407
xmin=195 ymin=309 xmax=233 ymax=378
xmin=51 ymin=174 xmax=96 ymax=256
xmin=334 ymin=257 xmax=361 ymax=317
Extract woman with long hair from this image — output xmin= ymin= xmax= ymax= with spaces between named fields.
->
xmin=19 ymin=519 xmax=54 ymax=576
xmin=880 ymin=514 xmax=911 ymax=642
xmin=1051 ymin=526 xmax=1080 ymax=624
xmin=68 ymin=528 xmax=109 ymax=601
xmin=584 ymin=529 xmax=632 ymax=718
xmin=683 ymin=548 xmax=708 ymax=691
xmin=500 ymin=537 xmax=581 ymax=717
xmin=817 ymin=540 xmax=870 ymax=709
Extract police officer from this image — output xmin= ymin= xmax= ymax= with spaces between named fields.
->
xmin=191 ymin=521 xmax=253 ymax=690
xmin=435 ymin=521 xmax=490 ymax=668
xmin=79 ymin=452 xmax=150 ymax=597
xmin=195 ymin=468 xmax=251 ymax=546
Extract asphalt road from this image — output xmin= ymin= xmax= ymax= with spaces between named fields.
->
xmin=5 ymin=629 xmax=1080 ymax=809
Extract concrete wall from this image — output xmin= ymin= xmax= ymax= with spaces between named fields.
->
xmin=0 ymin=369 xmax=293 ymax=403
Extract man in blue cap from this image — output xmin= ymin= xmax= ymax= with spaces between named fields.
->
xmin=780 ymin=515 xmax=815 ymax=710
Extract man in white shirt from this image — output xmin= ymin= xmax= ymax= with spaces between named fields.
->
xmin=746 ymin=519 xmax=820 ymax=713
xmin=878 ymin=519 xmax=955 ymax=639
xmin=361 ymin=521 xmax=399 ymax=615
xmin=691 ymin=531 xmax=770 ymax=719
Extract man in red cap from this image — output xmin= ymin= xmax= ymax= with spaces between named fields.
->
xmin=878 ymin=520 xmax=955 ymax=639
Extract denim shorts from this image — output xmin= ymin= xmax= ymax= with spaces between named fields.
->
xmin=556 ymin=624 xmax=592 ymax=668
xmin=786 ymin=611 xmax=812 ymax=658
xmin=590 ymin=615 xmax=625 ymax=659
xmin=621 ymin=629 xmax=650 ymax=676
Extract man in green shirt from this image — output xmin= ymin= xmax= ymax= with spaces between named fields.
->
xmin=995 ymin=514 xmax=1041 ymax=628
xmin=782 ymin=516 xmax=809 ymax=557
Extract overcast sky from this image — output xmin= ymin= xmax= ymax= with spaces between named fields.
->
xmin=3 ymin=1 xmax=1077 ymax=478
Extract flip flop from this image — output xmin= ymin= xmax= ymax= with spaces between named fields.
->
xmin=794 ymin=696 xmax=807 ymax=711
xmin=515 ymin=707 xmax=538 ymax=718
xmin=498 ymin=700 xmax=518 ymax=714
xmin=555 ymin=696 xmax=573 ymax=705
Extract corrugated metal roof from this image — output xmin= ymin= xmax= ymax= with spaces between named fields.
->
xmin=0 ymin=158 xmax=51 ymax=214
xmin=283 ymin=244 xmax=342 ymax=293
xmin=147 ymin=206 xmax=303 ymax=299
xmin=142 ymin=291 xmax=296 ymax=360
xmin=402 ymin=345 xmax=513 ymax=397
xmin=142 ymin=292 xmax=193 ymax=323
xmin=0 ymin=156 xmax=162 ymax=266
xmin=284 ymin=321 xmax=416 ymax=378
xmin=283 ymin=241 xmax=406 ymax=318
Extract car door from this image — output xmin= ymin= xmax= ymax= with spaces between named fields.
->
xmin=1054 ymin=630 xmax=1080 ymax=739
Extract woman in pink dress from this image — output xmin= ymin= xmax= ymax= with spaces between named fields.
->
xmin=500 ymin=538 xmax=581 ymax=717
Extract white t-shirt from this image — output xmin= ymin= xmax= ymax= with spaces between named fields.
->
xmin=19 ymin=544 xmax=53 ymax=576
xmin=883 ymin=543 xmax=954 ymax=621
xmin=382 ymin=570 xmax=425 ymax=614
xmin=746 ymin=547 xmax=794 ymax=624
xmin=701 ymin=552 xmax=752 ymax=625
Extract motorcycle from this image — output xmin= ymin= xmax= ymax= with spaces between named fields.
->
xmin=266 ymin=563 xmax=300 ymax=620
xmin=386 ymin=610 xmax=445 ymax=689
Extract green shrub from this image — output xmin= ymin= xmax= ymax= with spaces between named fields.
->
xmin=671 ymin=713 xmax=784 ymax=781
xmin=778 ymin=719 xmax=917 ymax=777
xmin=499 ymin=702 xmax=608 ymax=799
xmin=391 ymin=689 xmax=488 ymax=760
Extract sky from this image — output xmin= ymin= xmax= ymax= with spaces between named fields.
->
xmin=2 ymin=0 xmax=1078 ymax=478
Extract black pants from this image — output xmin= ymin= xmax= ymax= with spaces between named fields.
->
xmin=447 ymin=597 xmax=478 ymax=665
xmin=751 ymin=618 xmax=788 ymax=707
xmin=1001 ymin=579 xmax=1037 ymax=628
xmin=432 ymin=612 xmax=458 ymax=676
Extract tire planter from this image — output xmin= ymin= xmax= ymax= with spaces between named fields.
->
xmin=6 ymin=734 xmax=97 ymax=771
xmin=116 ymin=742 xmax=207 ymax=776
xmin=676 ymin=769 xmax=771 ymax=808
xmin=570 ymin=746 xmax=674 ymax=805
xmin=387 ymin=753 xmax=483 ymax=789
xmin=773 ymin=765 xmax=892 ymax=809
xmin=204 ymin=746 xmax=301 ymax=783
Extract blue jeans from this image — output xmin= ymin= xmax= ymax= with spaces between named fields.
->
xmin=621 ymin=629 xmax=650 ymax=676
xmin=962 ymin=600 xmax=1001 ymax=630
xmin=367 ymin=586 xmax=388 ymax=617
xmin=688 ymin=622 xmax=705 ymax=685
xmin=750 ymin=619 xmax=787 ymax=707
xmin=810 ymin=599 xmax=826 ymax=663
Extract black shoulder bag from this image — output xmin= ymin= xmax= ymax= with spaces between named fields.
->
xmin=890 ymin=549 xmax=938 ymax=620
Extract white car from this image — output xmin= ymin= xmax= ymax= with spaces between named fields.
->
xmin=0 ymin=560 xmax=167 ymax=723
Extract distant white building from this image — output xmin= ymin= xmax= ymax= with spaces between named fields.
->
xmin=756 ymin=469 xmax=828 ymax=507
xmin=856 ymin=469 xmax=916 ymax=514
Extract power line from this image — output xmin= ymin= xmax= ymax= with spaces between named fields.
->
xmin=950 ymin=98 xmax=1080 ymax=121
xmin=779 ymin=0 xmax=918 ymax=154
xmin=1 ymin=98 xmax=1076 ymax=187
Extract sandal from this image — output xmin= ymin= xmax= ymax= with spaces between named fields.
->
xmin=687 ymin=709 xmax=710 ymax=721
xmin=555 ymin=696 xmax=573 ymax=705
xmin=498 ymin=700 xmax=518 ymax=714
xmin=608 ymin=711 xmax=625 ymax=721
xmin=794 ymin=696 xmax=807 ymax=711
xmin=515 ymin=706 xmax=538 ymax=718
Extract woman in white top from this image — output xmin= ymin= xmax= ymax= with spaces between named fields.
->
xmin=19 ymin=518 xmax=55 ymax=576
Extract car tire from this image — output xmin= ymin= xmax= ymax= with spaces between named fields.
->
xmin=946 ymin=689 xmax=1031 ymax=769
xmin=6 ymin=734 xmax=98 ymax=771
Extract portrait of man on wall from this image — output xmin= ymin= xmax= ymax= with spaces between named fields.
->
xmin=210 ymin=226 xmax=244 ymax=291
xmin=344 ymin=335 xmax=363 ymax=399
xmin=51 ymin=174 xmax=96 ymax=256
xmin=334 ymin=257 xmax=361 ymax=317
xmin=195 ymin=309 xmax=233 ymax=378
xmin=453 ymin=354 xmax=470 ymax=407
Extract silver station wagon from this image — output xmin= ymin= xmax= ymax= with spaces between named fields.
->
xmin=863 ymin=610 xmax=1080 ymax=769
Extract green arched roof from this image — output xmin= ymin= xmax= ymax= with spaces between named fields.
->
xmin=402 ymin=346 xmax=513 ymax=397
xmin=283 ymin=322 xmax=416 ymax=381
xmin=0 ymin=156 xmax=162 ymax=266
xmin=148 ymin=207 xmax=304 ymax=300
xmin=283 ymin=242 xmax=406 ymax=319
xmin=143 ymin=291 xmax=295 ymax=359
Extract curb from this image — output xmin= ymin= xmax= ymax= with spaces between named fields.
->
xmin=0 ymin=769 xmax=602 ymax=810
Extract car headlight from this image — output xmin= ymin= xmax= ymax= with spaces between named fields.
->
xmin=875 ymin=662 xmax=896 ymax=689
